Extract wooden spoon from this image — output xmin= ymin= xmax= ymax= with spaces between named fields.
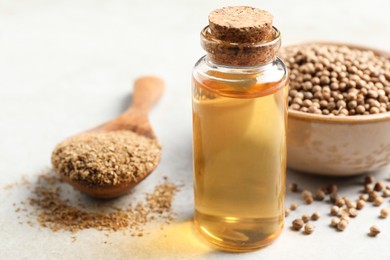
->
xmin=53 ymin=76 xmax=164 ymax=199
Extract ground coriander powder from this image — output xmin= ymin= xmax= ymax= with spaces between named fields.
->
xmin=51 ymin=130 xmax=161 ymax=186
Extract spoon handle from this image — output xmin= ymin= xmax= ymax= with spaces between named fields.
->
xmin=91 ymin=76 xmax=164 ymax=138
xmin=128 ymin=76 xmax=165 ymax=114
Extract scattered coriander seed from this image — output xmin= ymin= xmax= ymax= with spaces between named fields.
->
xmin=348 ymin=208 xmax=358 ymax=218
xmin=305 ymin=196 xmax=314 ymax=204
xmin=335 ymin=198 xmax=345 ymax=207
xmin=365 ymin=176 xmax=375 ymax=184
xmin=374 ymin=182 xmax=384 ymax=192
xmin=359 ymin=194 xmax=369 ymax=201
xmin=292 ymin=218 xmax=304 ymax=231
xmin=364 ymin=184 xmax=374 ymax=193
xmin=382 ymin=189 xmax=390 ymax=198
xmin=373 ymin=196 xmax=384 ymax=206
xmin=339 ymin=213 xmax=351 ymax=224
xmin=326 ymin=184 xmax=338 ymax=194
xmin=345 ymin=200 xmax=356 ymax=209
xmin=285 ymin=208 xmax=291 ymax=217
xmin=337 ymin=220 xmax=348 ymax=231
xmin=314 ymin=189 xmax=325 ymax=201
xmin=289 ymin=183 xmax=298 ymax=192
xmin=356 ymin=199 xmax=366 ymax=210
xmin=330 ymin=218 xmax=340 ymax=227
xmin=301 ymin=189 xmax=312 ymax=198
xmin=302 ymin=214 xmax=310 ymax=223
xmin=330 ymin=205 xmax=340 ymax=216
xmin=369 ymin=225 xmax=380 ymax=237
xmin=368 ymin=191 xmax=378 ymax=202
xmin=380 ymin=208 xmax=389 ymax=219
xmin=329 ymin=192 xmax=340 ymax=203
xmin=304 ymin=223 xmax=314 ymax=235
xmin=290 ymin=203 xmax=298 ymax=211
xmin=311 ymin=212 xmax=320 ymax=221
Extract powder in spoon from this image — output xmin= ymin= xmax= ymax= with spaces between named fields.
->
xmin=51 ymin=130 xmax=161 ymax=186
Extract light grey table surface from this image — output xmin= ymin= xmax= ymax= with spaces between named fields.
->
xmin=1 ymin=0 xmax=390 ymax=259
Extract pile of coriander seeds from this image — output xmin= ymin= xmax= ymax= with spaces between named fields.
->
xmin=286 ymin=175 xmax=390 ymax=237
xmin=279 ymin=44 xmax=390 ymax=116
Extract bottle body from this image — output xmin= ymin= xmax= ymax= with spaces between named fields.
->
xmin=192 ymin=56 xmax=288 ymax=251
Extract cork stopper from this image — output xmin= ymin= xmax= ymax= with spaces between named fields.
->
xmin=208 ymin=6 xmax=274 ymax=43
xmin=201 ymin=6 xmax=280 ymax=66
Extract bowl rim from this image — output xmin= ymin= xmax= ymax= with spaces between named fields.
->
xmin=284 ymin=41 xmax=390 ymax=124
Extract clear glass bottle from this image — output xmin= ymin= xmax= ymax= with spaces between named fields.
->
xmin=192 ymin=9 xmax=288 ymax=252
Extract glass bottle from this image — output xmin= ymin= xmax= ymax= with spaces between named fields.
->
xmin=191 ymin=7 xmax=289 ymax=252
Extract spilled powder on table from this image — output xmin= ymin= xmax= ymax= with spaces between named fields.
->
xmin=6 ymin=169 xmax=180 ymax=240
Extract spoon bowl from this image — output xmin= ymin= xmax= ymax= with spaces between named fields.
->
xmin=52 ymin=76 xmax=164 ymax=199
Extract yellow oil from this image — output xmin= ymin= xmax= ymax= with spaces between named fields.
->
xmin=192 ymin=74 xmax=287 ymax=252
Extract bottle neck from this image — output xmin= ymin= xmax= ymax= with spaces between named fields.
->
xmin=201 ymin=26 xmax=281 ymax=67
xmin=204 ymin=55 xmax=277 ymax=71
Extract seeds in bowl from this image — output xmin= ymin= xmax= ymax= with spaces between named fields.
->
xmin=279 ymin=44 xmax=390 ymax=116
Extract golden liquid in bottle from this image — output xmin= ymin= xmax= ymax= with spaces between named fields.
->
xmin=192 ymin=72 xmax=287 ymax=252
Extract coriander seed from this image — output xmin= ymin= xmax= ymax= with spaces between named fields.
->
xmin=373 ymin=196 xmax=384 ymax=206
xmin=365 ymin=176 xmax=375 ymax=184
xmin=380 ymin=208 xmax=389 ymax=218
xmin=368 ymin=191 xmax=378 ymax=202
xmin=301 ymin=189 xmax=312 ymax=199
xmin=382 ymin=189 xmax=390 ymax=198
xmin=302 ymin=214 xmax=310 ymax=223
xmin=369 ymin=225 xmax=380 ymax=237
xmin=348 ymin=208 xmax=358 ymax=218
xmin=326 ymin=184 xmax=338 ymax=194
xmin=335 ymin=198 xmax=345 ymax=207
xmin=285 ymin=208 xmax=291 ymax=217
xmin=364 ymin=184 xmax=374 ymax=193
xmin=290 ymin=203 xmax=298 ymax=211
xmin=292 ymin=218 xmax=304 ymax=231
xmin=339 ymin=213 xmax=350 ymax=224
xmin=289 ymin=183 xmax=298 ymax=192
xmin=337 ymin=220 xmax=348 ymax=231
xmin=314 ymin=189 xmax=325 ymax=201
xmin=305 ymin=196 xmax=314 ymax=204
xmin=359 ymin=194 xmax=369 ymax=201
xmin=356 ymin=199 xmax=366 ymax=210
xmin=311 ymin=212 xmax=320 ymax=221
xmin=304 ymin=223 xmax=314 ymax=235
xmin=330 ymin=205 xmax=340 ymax=216
xmin=329 ymin=192 xmax=340 ymax=203
xmin=345 ymin=200 xmax=356 ymax=209
xmin=330 ymin=218 xmax=340 ymax=227
xmin=374 ymin=182 xmax=384 ymax=192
